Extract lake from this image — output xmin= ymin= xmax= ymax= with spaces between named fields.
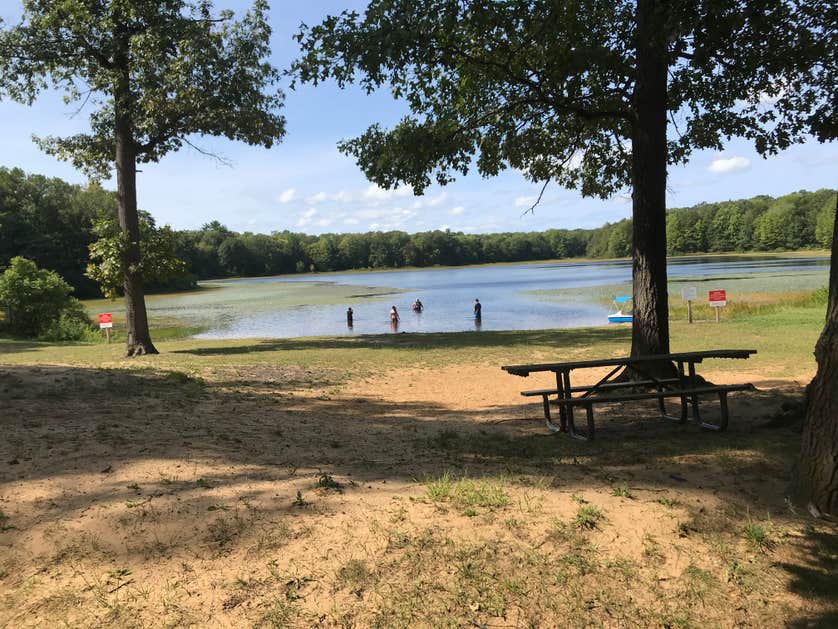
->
xmin=177 ymin=255 xmax=829 ymax=339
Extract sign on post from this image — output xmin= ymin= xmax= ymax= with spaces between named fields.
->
xmin=708 ymin=290 xmax=727 ymax=307
xmin=681 ymin=286 xmax=698 ymax=302
xmin=681 ymin=286 xmax=698 ymax=323
xmin=708 ymin=290 xmax=727 ymax=322
xmin=98 ymin=313 xmax=113 ymax=342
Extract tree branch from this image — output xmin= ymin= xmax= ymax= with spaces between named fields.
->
xmin=522 ymin=179 xmax=550 ymax=216
xmin=182 ymin=137 xmax=232 ymax=167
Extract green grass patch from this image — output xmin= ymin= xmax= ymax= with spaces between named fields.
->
xmin=425 ymin=473 xmax=509 ymax=511
xmin=573 ymin=504 xmax=606 ymax=530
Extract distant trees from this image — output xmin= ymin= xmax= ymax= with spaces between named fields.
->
xmin=3 ymin=162 xmax=833 ymax=294
xmin=0 ymin=167 xmax=109 ymax=298
xmin=1 ymin=169 xmax=834 ymax=296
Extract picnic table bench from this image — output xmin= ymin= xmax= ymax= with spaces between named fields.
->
xmin=502 ymin=349 xmax=757 ymax=440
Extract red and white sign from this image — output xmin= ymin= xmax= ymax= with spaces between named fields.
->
xmin=708 ymin=290 xmax=727 ymax=307
xmin=98 ymin=313 xmax=113 ymax=329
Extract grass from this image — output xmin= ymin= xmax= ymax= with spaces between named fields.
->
xmin=743 ymin=520 xmax=774 ymax=551
xmin=425 ymin=473 xmax=509 ymax=511
xmin=573 ymin=504 xmax=606 ymax=530
xmin=611 ymin=483 xmax=634 ymax=499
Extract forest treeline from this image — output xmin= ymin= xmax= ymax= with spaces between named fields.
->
xmin=1 ymin=166 xmax=834 ymax=298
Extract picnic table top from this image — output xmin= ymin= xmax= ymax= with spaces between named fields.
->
xmin=501 ymin=349 xmax=757 ymax=376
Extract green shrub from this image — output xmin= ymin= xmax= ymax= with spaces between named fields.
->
xmin=0 ymin=257 xmax=93 ymax=339
xmin=38 ymin=300 xmax=98 ymax=341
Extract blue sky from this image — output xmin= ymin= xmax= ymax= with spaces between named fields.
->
xmin=0 ymin=1 xmax=835 ymax=236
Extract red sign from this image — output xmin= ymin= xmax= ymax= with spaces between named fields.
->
xmin=98 ymin=313 xmax=113 ymax=328
xmin=708 ymin=290 xmax=727 ymax=307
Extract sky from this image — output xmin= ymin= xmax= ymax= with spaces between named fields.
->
xmin=0 ymin=1 xmax=835 ymax=236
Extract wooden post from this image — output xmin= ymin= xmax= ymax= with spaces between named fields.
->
xmin=105 ymin=327 xmax=111 ymax=343
xmin=687 ymin=300 xmax=693 ymax=324
xmin=715 ymin=306 xmax=720 ymax=323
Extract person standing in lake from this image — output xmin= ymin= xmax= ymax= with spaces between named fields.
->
xmin=346 ymin=307 xmax=354 ymax=328
xmin=473 ymin=298 xmax=482 ymax=320
xmin=390 ymin=305 xmax=399 ymax=331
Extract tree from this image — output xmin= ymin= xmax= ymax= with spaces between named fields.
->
xmin=0 ymin=256 xmax=91 ymax=339
xmin=797 ymin=193 xmax=838 ymax=515
xmin=291 ymin=0 xmax=832 ymax=357
xmin=0 ymin=0 xmax=285 ymax=355
xmin=87 ymin=213 xmax=188 ymax=299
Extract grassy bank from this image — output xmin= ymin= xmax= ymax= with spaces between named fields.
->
xmin=0 ymin=294 xmax=826 ymax=379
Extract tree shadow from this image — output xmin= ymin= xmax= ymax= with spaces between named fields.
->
xmin=0 ymin=339 xmax=48 ymax=355
xmin=781 ymin=525 xmax=838 ymax=629
xmin=1 ymin=364 xmax=802 ymax=515
xmin=172 ymin=326 xmax=632 ymax=355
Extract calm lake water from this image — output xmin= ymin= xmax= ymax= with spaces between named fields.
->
xmin=190 ymin=255 xmax=829 ymax=339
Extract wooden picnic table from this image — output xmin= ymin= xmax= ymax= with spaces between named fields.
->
xmin=502 ymin=349 xmax=757 ymax=440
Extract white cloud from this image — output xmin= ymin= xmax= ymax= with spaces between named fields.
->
xmin=449 ymin=206 xmax=465 ymax=216
xmin=708 ymin=156 xmax=751 ymax=174
xmin=362 ymin=184 xmax=413 ymax=203
xmin=305 ymin=190 xmax=351 ymax=205
xmin=296 ymin=207 xmax=317 ymax=227
xmin=277 ymin=188 xmax=296 ymax=203
xmin=411 ymin=192 xmax=447 ymax=210
xmin=515 ymin=195 xmax=538 ymax=208
xmin=306 ymin=191 xmax=330 ymax=204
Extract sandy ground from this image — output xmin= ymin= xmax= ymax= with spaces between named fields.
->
xmin=0 ymin=360 xmax=835 ymax=627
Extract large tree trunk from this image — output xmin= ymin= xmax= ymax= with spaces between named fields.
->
xmin=114 ymin=50 xmax=157 ymax=357
xmin=796 ymin=194 xmax=838 ymax=515
xmin=630 ymin=0 xmax=670 ymax=359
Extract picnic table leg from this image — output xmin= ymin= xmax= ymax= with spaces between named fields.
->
xmin=688 ymin=361 xmax=703 ymax=423
xmin=554 ymin=371 xmax=568 ymax=432
xmin=562 ymin=370 xmax=574 ymax=433
xmin=658 ymin=361 xmax=688 ymax=423
xmin=698 ymin=390 xmax=730 ymax=431
xmin=540 ymin=394 xmax=563 ymax=433
xmin=567 ymin=401 xmax=595 ymax=441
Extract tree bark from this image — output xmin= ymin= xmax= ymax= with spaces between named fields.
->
xmin=630 ymin=0 xmax=670 ymax=360
xmin=796 ymin=193 xmax=838 ymax=516
xmin=114 ymin=40 xmax=157 ymax=357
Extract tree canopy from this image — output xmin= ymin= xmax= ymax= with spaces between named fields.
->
xmin=0 ymin=0 xmax=286 ymax=178
xmin=292 ymin=0 xmax=832 ymax=196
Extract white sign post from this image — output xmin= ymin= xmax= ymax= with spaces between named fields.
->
xmin=681 ymin=286 xmax=698 ymax=323
xmin=708 ymin=290 xmax=727 ymax=323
